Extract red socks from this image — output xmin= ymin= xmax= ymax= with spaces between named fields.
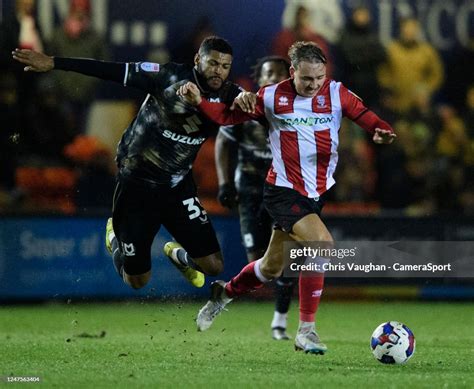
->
xmin=225 ymin=260 xmax=266 ymax=298
xmin=299 ymin=271 xmax=325 ymax=322
xmin=224 ymin=258 xmax=325 ymax=324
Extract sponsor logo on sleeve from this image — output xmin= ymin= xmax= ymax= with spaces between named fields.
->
xmin=140 ymin=62 xmax=160 ymax=72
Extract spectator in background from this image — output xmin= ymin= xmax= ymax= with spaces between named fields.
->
xmin=338 ymin=6 xmax=386 ymax=107
xmin=271 ymin=5 xmax=332 ymax=77
xmin=334 ymin=121 xmax=376 ymax=203
xmin=0 ymin=0 xmax=43 ymax=67
xmin=280 ymin=0 xmax=345 ymax=45
xmin=436 ymin=105 xmax=468 ymax=162
xmin=433 ymin=105 xmax=468 ymax=212
xmin=463 ymin=85 xmax=474 ymax=141
xmin=398 ymin=119 xmax=436 ymax=215
xmin=460 ymin=87 xmax=474 ymax=214
xmin=0 ymin=0 xmax=43 ymax=198
xmin=375 ymin=121 xmax=411 ymax=210
xmin=459 ymin=85 xmax=474 ymax=209
xmin=64 ymin=136 xmax=116 ymax=211
xmin=378 ymin=17 xmax=444 ymax=114
xmin=27 ymin=76 xmax=75 ymax=162
xmin=48 ymin=0 xmax=109 ymax=134
xmin=405 ymin=87 xmax=439 ymax=139
xmin=445 ymin=38 xmax=474 ymax=111
xmin=375 ymin=117 xmax=434 ymax=214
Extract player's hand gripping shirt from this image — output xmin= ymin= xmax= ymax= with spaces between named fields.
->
xmin=198 ymin=78 xmax=393 ymax=198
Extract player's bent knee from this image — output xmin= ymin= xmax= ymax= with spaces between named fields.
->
xmin=194 ymin=253 xmax=224 ymax=276
xmin=123 ymin=271 xmax=151 ymax=289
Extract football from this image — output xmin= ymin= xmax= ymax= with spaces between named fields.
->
xmin=370 ymin=321 xmax=416 ymax=364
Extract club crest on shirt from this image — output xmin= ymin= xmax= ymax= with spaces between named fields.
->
xmin=278 ymin=96 xmax=289 ymax=106
xmin=317 ymin=95 xmax=326 ymax=108
xmin=140 ymin=62 xmax=160 ymax=72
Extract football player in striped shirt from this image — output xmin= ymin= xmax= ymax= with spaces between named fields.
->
xmin=178 ymin=41 xmax=395 ymax=354
xmin=216 ymin=56 xmax=296 ymax=340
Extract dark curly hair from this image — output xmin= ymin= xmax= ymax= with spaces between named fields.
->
xmin=198 ymin=36 xmax=233 ymax=56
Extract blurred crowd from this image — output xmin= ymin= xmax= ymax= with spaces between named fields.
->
xmin=327 ymin=7 xmax=473 ymax=215
xmin=0 ymin=1 xmax=472 ymax=215
xmin=0 ymin=0 xmax=113 ymax=213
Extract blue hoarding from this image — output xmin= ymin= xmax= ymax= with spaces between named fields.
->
xmin=1 ymin=216 xmax=473 ymax=300
xmin=0 ymin=216 xmax=246 ymax=300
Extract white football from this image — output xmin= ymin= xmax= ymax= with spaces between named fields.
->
xmin=371 ymin=321 xmax=416 ymax=364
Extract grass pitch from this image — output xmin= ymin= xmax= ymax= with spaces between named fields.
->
xmin=0 ymin=301 xmax=473 ymax=388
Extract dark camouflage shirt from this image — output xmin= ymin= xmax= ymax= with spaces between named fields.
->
xmin=118 ymin=62 xmax=241 ymax=187
xmin=219 ymin=121 xmax=272 ymax=179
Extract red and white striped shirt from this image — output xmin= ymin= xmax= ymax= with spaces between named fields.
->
xmin=198 ymin=78 xmax=393 ymax=199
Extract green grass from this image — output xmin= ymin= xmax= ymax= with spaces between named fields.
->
xmin=0 ymin=301 xmax=473 ymax=388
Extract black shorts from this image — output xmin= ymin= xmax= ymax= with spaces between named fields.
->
xmin=263 ymin=183 xmax=326 ymax=233
xmin=112 ymin=172 xmax=220 ymax=275
xmin=237 ymin=172 xmax=272 ymax=254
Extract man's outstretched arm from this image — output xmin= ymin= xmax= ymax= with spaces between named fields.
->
xmin=340 ymin=84 xmax=396 ymax=145
xmin=12 ymin=48 xmax=125 ymax=83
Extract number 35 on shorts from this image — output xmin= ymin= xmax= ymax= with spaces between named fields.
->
xmin=182 ymin=197 xmax=209 ymax=223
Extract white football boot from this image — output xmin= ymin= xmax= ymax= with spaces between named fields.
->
xmin=294 ymin=326 xmax=327 ymax=354
xmin=196 ymin=280 xmax=232 ymax=331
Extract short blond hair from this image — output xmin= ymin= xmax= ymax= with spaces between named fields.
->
xmin=288 ymin=41 xmax=327 ymax=69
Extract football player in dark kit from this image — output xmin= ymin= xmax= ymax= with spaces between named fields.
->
xmin=12 ymin=36 xmax=242 ymax=290
xmin=215 ymin=56 xmax=296 ymax=340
